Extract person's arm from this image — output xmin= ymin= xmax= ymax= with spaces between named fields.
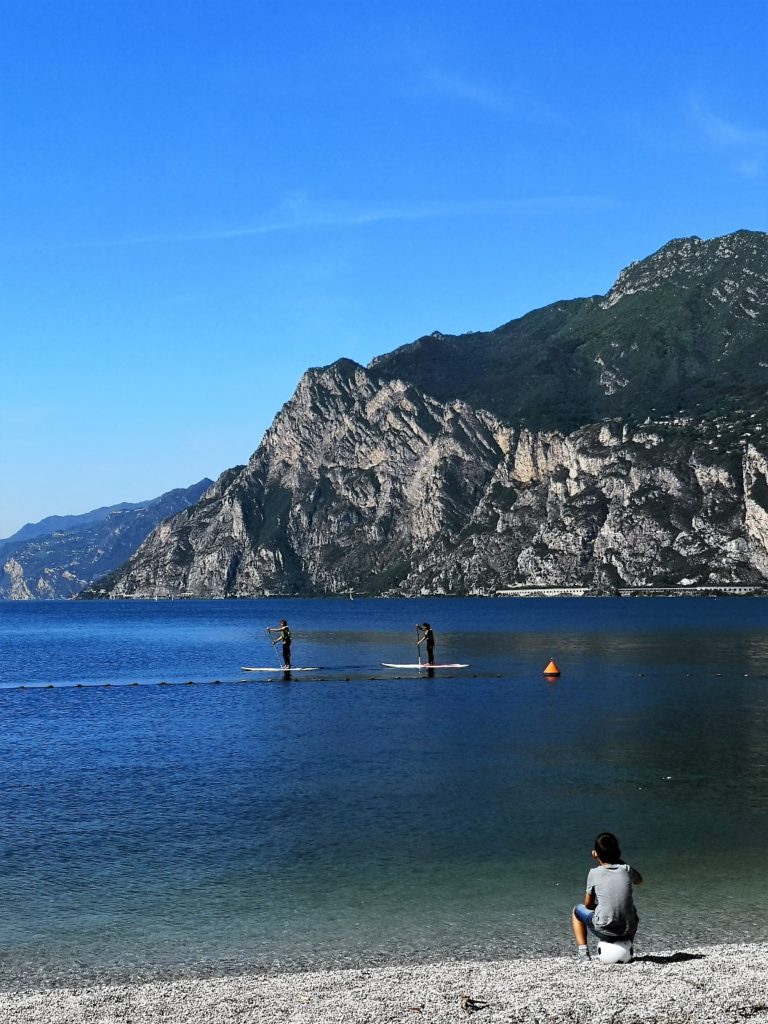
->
xmin=631 ymin=867 xmax=643 ymax=885
xmin=583 ymin=888 xmax=596 ymax=910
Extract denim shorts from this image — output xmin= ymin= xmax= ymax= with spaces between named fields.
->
xmin=573 ymin=903 xmax=634 ymax=942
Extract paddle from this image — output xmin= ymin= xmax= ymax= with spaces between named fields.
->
xmin=267 ymin=627 xmax=282 ymax=668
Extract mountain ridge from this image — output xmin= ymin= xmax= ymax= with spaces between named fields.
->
xmin=3 ymin=499 xmax=156 ymax=546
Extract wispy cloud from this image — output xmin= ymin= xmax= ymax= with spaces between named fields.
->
xmin=419 ymin=71 xmax=517 ymax=113
xmin=410 ymin=69 xmax=566 ymax=126
xmin=192 ymin=193 xmax=616 ymax=238
xmin=732 ymin=158 xmax=763 ymax=180
xmin=689 ymin=96 xmax=768 ymax=147
xmin=687 ymin=95 xmax=767 ymax=177
xmin=11 ymin=194 xmax=618 ymax=252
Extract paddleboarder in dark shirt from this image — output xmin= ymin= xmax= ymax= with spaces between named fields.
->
xmin=417 ymin=622 xmax=435 ymax=665
xmin=267 ymin=619 xmax=292 ymax=668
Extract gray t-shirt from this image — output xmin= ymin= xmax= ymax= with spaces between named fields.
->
xmin=587 ymin=863 xmax=640 ymax=938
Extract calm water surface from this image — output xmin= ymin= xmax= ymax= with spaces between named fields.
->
xmin=1 ymin=597 xmax=767 ymax=987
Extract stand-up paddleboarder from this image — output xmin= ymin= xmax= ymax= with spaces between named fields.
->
xmin=416 ymin=622 xmax=435 ymax=666
xmin=266 ymin=619 xmax=292 ymax=669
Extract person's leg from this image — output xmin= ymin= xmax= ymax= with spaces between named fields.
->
xmin=572 ymin=904 xmax=594 ymax=961
xmin=283 ymin=641 xmax=291 ymax=668
xmin=571 ymin=909 xmax=588 ymax=946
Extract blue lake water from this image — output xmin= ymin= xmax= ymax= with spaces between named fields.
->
xmin=1 ymin=597 xmax=767 ymax=987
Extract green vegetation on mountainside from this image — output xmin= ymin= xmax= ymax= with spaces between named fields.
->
xmin=371 ymin=230 xmax=768 ymax=431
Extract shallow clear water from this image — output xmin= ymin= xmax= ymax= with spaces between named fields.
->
xmin=1 ymin=597 xmax=767 ymax=987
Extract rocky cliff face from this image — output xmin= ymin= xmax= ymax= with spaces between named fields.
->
xmin=84 ymin=362 xmax=506 ymax=597
xmin=1 ymin=479 xmax=212 ymax=599
xmin=83 ymin=361 xmax=768 ymax=598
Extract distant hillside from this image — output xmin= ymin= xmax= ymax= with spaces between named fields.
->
xmin=0 ymin=479 xmax=213 ymax=599
xmin=2 ymin=500 xmax=150 ymax=546
xmin=371 ymin=230 xmax=768 ymax=431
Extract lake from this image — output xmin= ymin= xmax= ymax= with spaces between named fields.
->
xmin=1 ymin=597 xmax=767 ymax=987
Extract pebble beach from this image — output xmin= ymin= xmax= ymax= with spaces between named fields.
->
xmin=2 ymin=944 xmax=767 ymax=1024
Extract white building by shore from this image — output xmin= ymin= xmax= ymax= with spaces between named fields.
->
xmin=497 ymin=584 xmax=760 ymax=597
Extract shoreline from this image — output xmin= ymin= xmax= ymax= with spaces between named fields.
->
xmin=2 ymin=942 xmax=767 ymax=1023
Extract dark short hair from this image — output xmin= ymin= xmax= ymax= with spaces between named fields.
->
xmin=594 ymin=832 xmax=622 ymax=863
xmin=423 ymin=622 xmax=431 ymax=628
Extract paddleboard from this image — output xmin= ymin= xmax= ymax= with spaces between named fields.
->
xmin=381 ymin=662 xmax=469 ymax=669
xmin=241 ymin=666 xmax=319 ymax=672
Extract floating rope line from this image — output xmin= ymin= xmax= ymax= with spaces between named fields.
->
xmin=7 ymin=671 xmax=518 ymax=691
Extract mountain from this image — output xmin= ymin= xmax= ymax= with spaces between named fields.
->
xmin=371 ymin=230 xmax=768 ymax=431
xmin=82 ymin=230 xmax=768 ymax=598
xmin=2 ymin=501 xmax=149 ymax=546
xmin=80 ymin=368 xmax=768 ymax=599
xmin=83 ymin=363 xmax=507 ymax=597
xmin=1 ymin=479 xmax=213 ymax=599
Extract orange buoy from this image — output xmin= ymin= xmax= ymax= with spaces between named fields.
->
xmin=543 ymin=659 xmax=560 ymax=676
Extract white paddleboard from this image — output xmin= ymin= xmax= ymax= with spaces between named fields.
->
xmin=241 ymin=666 xmax=319 ymax=672
xmin=381 ymin=663 xmax=469 ymax=669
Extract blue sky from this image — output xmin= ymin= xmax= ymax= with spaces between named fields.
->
xmin=2 ymin=0 xmax=767 ymax=538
